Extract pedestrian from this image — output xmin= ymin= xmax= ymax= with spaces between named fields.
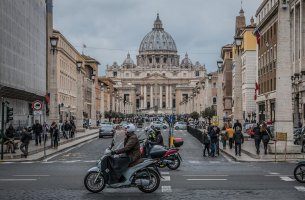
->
xmin=42 ymin=122 xmax=49 ymax=144
xmin=226 ymin=123 xmax=235 ymax=149
xmin=4 ymin=124 xmax=16 ymax=153
xmin=50 ymin=122 xmax=59 ymax=149
xmin=221 ymin=125 xmax=228 ymax=149
xmin=209 ymin=126 xmax=219 ymax=157
xmin=253 ymin=123 xmax=262 ymax=155
xmin=202 ymin=131 xmax=210 ymax=157
xmin=233 ymin=126 xmax=244 ymax=156
xmin=32 ymin=120 xmax=43 ymax=146
xmin=20 ymin=128 xmax=31 ymax=158
xmin=63 ymin=120 xmax=70 ymax=139
xmin=261 ymin=122 xmax=271 ymax=155
xmin=70 ymin=119 xmax=76 ymax=138
xmin=233 ymin=120 xmax=242 ymax=132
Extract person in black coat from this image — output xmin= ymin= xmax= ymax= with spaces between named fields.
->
xmin=233 ymin=120 xmax=242 ymax=132
xmin=32 ymin=120 xmax=43 ymax=145
xmin=4 ymin=124 xmax=16 ymax=153
xmin=50 ymin=122 xmax=59 ymax=149
xmin=233 ymin=128 xmax=244 ymax=156
xmin=260 ymin=122 xmax=271 ymax=155
xmin=253 ymin=123 xmax=261 ymax=155
xmin=202 ymin=131 xmax=210 ymax=157
xmin=20 ymin=128 xmax=31 ymax=157
xmin=209 ymin=126 xmax=220 ymax=157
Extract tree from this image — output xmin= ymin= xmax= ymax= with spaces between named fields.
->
xmin=190 ymin=111 xmax=200 ymax=120
xmin=201 ymin=106 xmax=216 ymax=123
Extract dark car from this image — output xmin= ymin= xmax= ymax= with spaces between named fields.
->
xmin=99 ymin=124 xmax=115 ymax=138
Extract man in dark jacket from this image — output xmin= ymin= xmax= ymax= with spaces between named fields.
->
xmin=233 ymin=128 xmax=244 ymax=156
xmin=233 ymin=120 xmax=242 ymax=132
xmin=253 ymin=123 xmax=261 ymax=155
xmin=20 ymin=128 xmax=31 ymax=158
xmin=113 ymin=124 xmax=140 ymax=167
xmin=209 ymin=126 xmax=220 ymax=157
xmin=4 ymin=124 xmax=16 ymax=153
xmin=32 ymin=120 xmax=43 ymax=146
xmin=202 ymin=131 xmax=210 ymax=157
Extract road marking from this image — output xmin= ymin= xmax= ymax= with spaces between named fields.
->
xmin=0 ymin=179 xmax=37 ymax=181
xmin=188 ymin=161 xmax=201 ymax=164
xmin=162 ymin=176 xmax=171 ymax=181
xmin=42 ymin=161 xmax=56 ymax=164
xmin=61 ymin=160 xmax=81 ymax=163
xmin=84 ymin=160 xmax=96 ymax=163
xmin=161 ymin=172 xmax=170 ymax=175
xmin=265 ymin=175 xmax=292 ymax=177
xmin=20 ymin=162 xmax=34 ymax=164
xmin=209 ymin=161 xmax=221 ymax=164
xmin=161 ymin=186 xmax=172 ymax=192
xmin=186 ymin=179 xmax=227 ymax=181
xmin=183 ymin=175 xmax=228 ymax=177
xmin=13 ymin=175 xmax=50 ymax=177
xmin=0 ymin=162 xmax=13 ymax=164
xmin=269 ymin=172 xmax=280 ymax=175
xmin=295 ymin=186 xmax=305 ymax=192
xmin=280 ymin=176 xmax=295 ymax=181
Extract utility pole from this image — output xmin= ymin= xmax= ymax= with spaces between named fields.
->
xmin=1 ymin=99 xmax=5 ymax=160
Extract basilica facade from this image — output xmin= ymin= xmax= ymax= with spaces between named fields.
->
xmin=106 ymin=14 xmax=206 ymax=114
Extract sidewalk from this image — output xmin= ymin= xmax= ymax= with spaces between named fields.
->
xmin=0 ymin=129 xmax=99 ymax=162
xmin=197 ymin=128 xmax=305 ymax=162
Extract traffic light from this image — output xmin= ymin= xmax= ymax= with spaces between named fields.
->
xmin=6 ymin=107 xmax=13 ymax=123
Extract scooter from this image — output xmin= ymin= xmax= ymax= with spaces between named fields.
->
xmin=140 ymin=140 xmax=182 ymax=170
xmin=84 ymin=139 xmax=162 ymax=193
xmin=294 ymin=160 xmax=305 ymax=183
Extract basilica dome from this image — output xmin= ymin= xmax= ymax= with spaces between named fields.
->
xmin=139 ymin=14 xmax=177 ymax=53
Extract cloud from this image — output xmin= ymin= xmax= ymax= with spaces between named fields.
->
xmin=53 ymin=0 xmax=262 ymax=75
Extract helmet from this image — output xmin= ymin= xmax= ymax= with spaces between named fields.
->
xmin=126 ymin=123 xmax=136 ymax=133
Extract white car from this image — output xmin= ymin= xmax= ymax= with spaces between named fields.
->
xmin=150 ymin=121 xmax=168 ymax=130
xmin=174 ymin=121 xmax=187 ymax=130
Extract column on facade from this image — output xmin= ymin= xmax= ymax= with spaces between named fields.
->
xmin=107 ymin=93 xmax=110 ymax=112
xmin=159 ymin=85 xmax=162 ymax=109
xmin=91 ymin=81 xmax=96 ymax=126
xmin=169 ymin=85 xmax=172 ymax=109
xmin=166 ymin=85 xmax=169 ymax=109
xmin=143 ymin=85 xmax=147 ymax=109
xmin=141 ymin=85 xmax=144 ymax=109
xmin=76 ymin=70 xmax=84 ymax=130
xmin=112 ymin=96 xmax=115 ymax=111
xmin=150 ymin=85 xmax=153 ymax=108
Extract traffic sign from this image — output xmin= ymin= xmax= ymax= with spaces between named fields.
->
xmin=32 ymin=100 xmax=43 ymax=111
xmin=33 ymin=110 xmax=42 ymax=115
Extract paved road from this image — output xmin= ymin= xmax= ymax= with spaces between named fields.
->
xmin=0 ymin=127 xmax=304 ymax=200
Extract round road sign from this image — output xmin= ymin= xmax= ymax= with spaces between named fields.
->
xmin=32 ymin=100 xmax=43 ymax=111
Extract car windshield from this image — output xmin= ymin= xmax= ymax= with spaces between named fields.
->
xmin=102 ymin=125 xmax=113 ymax=129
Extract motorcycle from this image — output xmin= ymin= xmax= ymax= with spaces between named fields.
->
xmin=294 ymin=161 xmax=305 ymax=183
xmin=84 ymin=139 xmax=162 ymax=193
xmin=140 ymin=139 xmax=182 ymax=170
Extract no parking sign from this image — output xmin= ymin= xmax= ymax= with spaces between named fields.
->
xmin=32 ymin=100 xmax=43 ymax=111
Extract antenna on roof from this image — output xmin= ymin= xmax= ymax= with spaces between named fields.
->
xmin=82 ymin=44 xmax=87 ymax=54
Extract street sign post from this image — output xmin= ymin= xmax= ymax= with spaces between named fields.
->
xmin=274 ymin=132 xmax=288 ymax=162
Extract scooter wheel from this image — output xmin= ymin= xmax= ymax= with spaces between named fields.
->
xmin=167 ymin=155 xmax=181 ymax=170
xmin=137 ymin=168 xmax=160 ymax=193
xmin=84 ymin=171 xmax=105 ymax=193
xmin=294 ymin=164 xmax=305 ymax=183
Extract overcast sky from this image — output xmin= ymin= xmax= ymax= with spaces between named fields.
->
xmin=53 ymin=0 xmax=262 ymax=75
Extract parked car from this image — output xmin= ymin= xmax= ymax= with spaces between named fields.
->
xmin=174 ymin=121 xmax=187 ymax=130
xmin=99 ymin=124 xmax=115 ymax=138
xmin=150 ymin=121 xmax=168 ymax=130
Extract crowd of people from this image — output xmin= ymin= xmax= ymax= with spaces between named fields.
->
xmin=202 ymin=120 xmax=273 ymax=157
xmin=3 ymin=119 xmax=76 ymax=158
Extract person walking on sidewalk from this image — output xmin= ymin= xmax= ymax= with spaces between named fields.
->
xmin=226 ymin=124 xmax=235 ymax=149
xmin=42 ymin=122 xmax=49 ymax=144
xmin=233 ymin=120 xmax=242 ymax=132
xmin=4 ymin=124 xmax=16 ymax=153
xmin=20 ymin=128 xmax=31 ymax=158
xmin=209 ymin=126 xmax=219 ymax=157
xmin=233 ymin=127 xmax=244 ymax=156
xmin=253 ymin=123 xmax=262 ymax=155
xmin=70 ymin=119 xmax=76 ymax=138
xmin=32 ymin=120 xmax=43 ymax=146
xmin=50 ymin=122 xmax=59 ymax=149
xmin=202 ymin=131 xmax=210 ymax=157
xmin=63 ymin=120 xmax=71 ymax=139
xmin=261 ymin=122 xmax=271 ymax=155
xmin=221 ymin=124 xmax=228 ymax=149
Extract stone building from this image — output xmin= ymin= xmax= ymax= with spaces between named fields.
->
xmin=0 ymin=0 xmax=47 ymax=129
xmin=106 ymin=14 xmax=206 ymax=114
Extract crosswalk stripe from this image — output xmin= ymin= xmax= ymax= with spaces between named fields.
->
xmin=161 ymin=172 xmax=170 ymax=175
xmin=280 ymin=176 xmax=295 ymax=181
xmin=186 ymin=179 xmax=227 ymax=181
xmin=161 ymin=186 xmax=172 ymax=192
xmin=295 ymin=186 xmax=305 ymax=192
xmin=161 ymin=176 xmax=171 ymax=181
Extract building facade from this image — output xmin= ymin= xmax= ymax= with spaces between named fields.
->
xmin=106 ymin=14 xmax=206 ymax=114
xmin=0 ymin=0 xmax=47 ymax=129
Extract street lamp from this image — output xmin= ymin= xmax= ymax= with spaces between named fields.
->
xmin=217 ymin=60 xmax=223 ymax=72
xmin=234 ymin=36 xmax=243 ymax=55
xmin=208 ymin=73 xmax=212 ymax=81
xmin=50 ymin=36 xmax=59 ymax=54
xmin=76 ymin=61 xmax=82 ymax=72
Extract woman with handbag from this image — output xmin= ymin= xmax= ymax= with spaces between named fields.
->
xmin=260 ymin=122 xmax=271 ymax=155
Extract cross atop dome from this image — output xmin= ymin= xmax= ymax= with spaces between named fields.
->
xmin=153 ymin=13 xmax=163 ymax=30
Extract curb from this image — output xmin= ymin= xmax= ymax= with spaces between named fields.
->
xmin=0 ymin=131 xmax=98 ymax=162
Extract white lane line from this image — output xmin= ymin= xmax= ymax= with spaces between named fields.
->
xmin=186 ymin=179 xmax=227 ymax=181
xmin=42 ymin=161 xmax=56 ymax=164
xmin=13 ymin=175 xmax=50 ymax=177
xmin=0 ymin=179 xmax=37 ymax=181
xmin=183 ymin=175 xmax=228 ymax=177
xmin=209 ymin=161 xmax=221 ymax=164
xmin=161 ymin=176 xmax=171 ymax=181
xmin=20 ymin=162 xmax=34 ymax=164
xmin=161 ymin=172 xmax=170 ymax=175
xmin=83 ymin=160 xmax=96 ymax=163
xmin=61 ymin=160 xmax=81 ymax=163
xmin=161 ymin=186 xmax=172 ymax=192
xmin=280 ymin=176 xmax=295 ymax=181
xmin=295 ymin=186 xmax=305 ymax=192
xmin=265 ymin=175 xmax=292 ymax=177
xmin=0 ymin=162 xmax=13 ymax=164
xmin=188 ymin=161 xmax=201 ymax=164
xmin=269 ymin=172 xmax=280 ymax=175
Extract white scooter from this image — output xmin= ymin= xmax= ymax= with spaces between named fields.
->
xmin=84 ymin=139 xmax=162 ymax=193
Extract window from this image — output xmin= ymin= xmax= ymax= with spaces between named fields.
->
xmin=183 ymin=73 xmax=187 ymax=77
xmin=213 ymin=97 xmax=217 ymax=104
xmin=147 ymin=73 xmax=150 ymax=77
xmin=164 ymin=58 xmax=167 ymax=63
xmin=156 ymin=57 xmax=159 ymax=63
xmin=163 ymin=73 xmax=165 ymax=76
xmin=113 ymin=72 xmax=117 ymax=77
xmin=195 ymin=71 xmax=199 ymax=76
xmin=149 ymin=58 xmax=152 ymax=63
xmin=213 ymin=83 xmax=216 ymax=88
